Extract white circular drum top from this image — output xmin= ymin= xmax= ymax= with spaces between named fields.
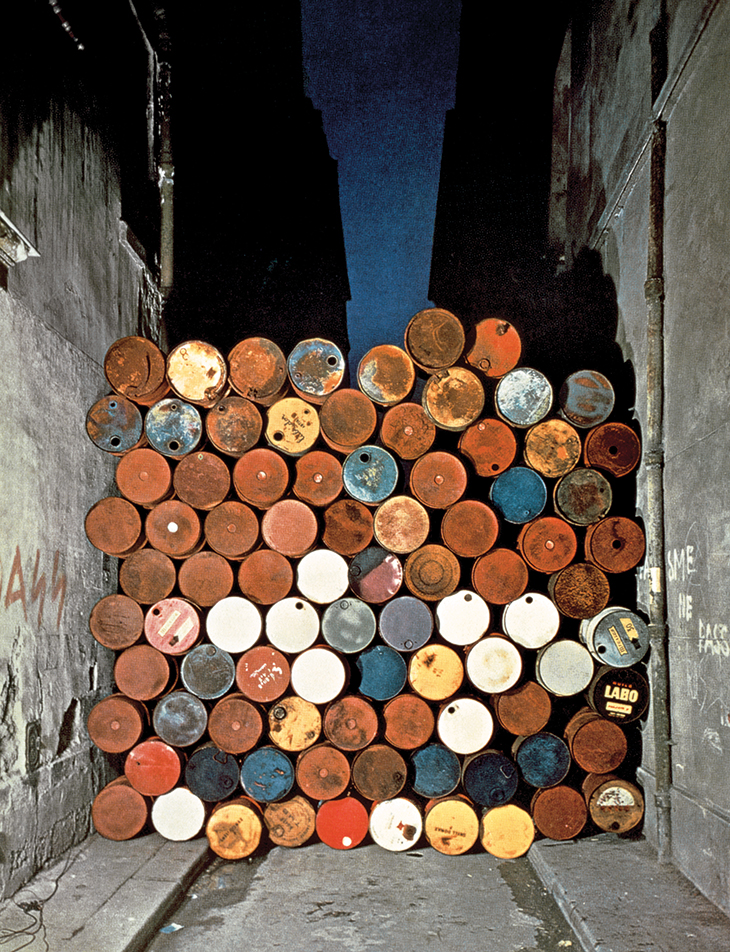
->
xmin=265 ymin=597 xmax=320 ymax=653
xmin=296 ymin=549 xmax=349 ymax=604
xmin=368 ymin=798 xmax=423 ymax=852
xmin=290 ymin=647 xmax=347 ymax=705
xmin=151 ymin=787 xmax=206 ymax=841
xmin=503 ymin=592 xmax=560 ymax=649
xmin=435 ymin=589 xmax=491 ymax=646
xmin=466 ymin=636 xmax=522 ymax=694
xmin=437 ymin=697 xmax=494 ymax=755
xmin=536 ymin=639 xmax=594 ymax=696
xmin=206 ymin=596 xmax=262 ymax=654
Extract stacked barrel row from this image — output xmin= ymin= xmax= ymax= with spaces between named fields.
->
xmin=85 ymin=309 xmax=648 ymax=860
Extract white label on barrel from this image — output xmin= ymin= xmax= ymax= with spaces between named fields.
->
xmin=595 ymin=786 xmax=636 ymax=808
xmin=608 ymin=625 xmax=629 ymax=655
xmin=158 ymin=610 xmax=182 ymax=638
xmin=606 ymin=701 xmax=633 ymax=714
xmin=620 ymin=617 xmax=640 ymax=642
xmin=604 ymin=686 xmax=639 ymax=702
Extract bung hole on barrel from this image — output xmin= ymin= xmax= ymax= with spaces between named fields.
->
xmin=360 ymin=453 xmax=370 ymax=463
xmin=168 ymin=441 xmax=180 ymax=452
xmin=110 ymin=437 xmax=121 ymax=447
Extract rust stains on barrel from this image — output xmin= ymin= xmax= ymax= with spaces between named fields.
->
xmin=472 ymin=548 xmax=529 ymax=605
xmin=559 ymin=369 xmax=615 ymax=428
xmin=206 ymin=798 xmax=263 ymax=859
xmin=233 ymin=447 xmax=290 ymax=509
xmin=565 ymin=708 xmax=627 ymax=774
xmin=166 ymin=340 xmax=228 ymax=408
xmin=229 ymin=337 xmax=288 ymax=405
xmin=466 ymin=317 xmax=522 ymax=378
xmin=261 ymin=499 xmax=318 ymax=558
xmin=236 ymin=645 xmax=291 ymax=703
xmin=287 ymin=338 xmax=345 ymax=404
xmin=586 ymin=777 xmax=644 ymax=833
xmin=380 ymin=402 xmax=436 ymax=460
xmin=405 ymin=307 xmax=465 ymax=372
xmin=114 ymin=644 xmax=175 ymax=701
xmin=208 ymin=693 xmax=264 ymax=754
xmin=205 ymin=501 xmax=259 ymax=559
xmin=294 ymin=451 xmax=343 ymax=507
xmin=458 ymin=417 xmax=517 ymax=476
xmin=584 ymin=421 xmax=641 ymax=477
xmin=174 ymin=451 xmax=231 ymax=510
xmin=358 ymin=344 xmax=415 ymax=406
xmin=92 ymin=778 xmax=150 ymax=841
xmin=404 ymin=545 xmax=460 ymax=601
xmin=585 ymin=516 xmax=646 ymax=573
xmin=145 ymin=500 xmax=202 ymax=557
xmin=89 ymin=594 xmax=144 ymax=650
xmin=86 ymin=394 xmax=144 ymax=455
xmin=324 ymin=696 xmax=379 ymax=751
xmin=383 ymin=694 xmax=435 ymax=749
xmin=554 ymin=468 xmax=613 ymax=526
xmin=296 ymin=744 xmax=351 ymax=801
xmin=524 ymin=418 xmax=582 ymax=478
xmin=322 ymin=499 xmax=373 ymax=555
xmin=266 ymin=397 xmax=320 ymax=456
xmin=206 ymin=395 xmax=263 ymax=457
xmin=238 ymin=549 xmax=293 ymax=604
xmin=531 ymin=786 xmax=587 ymax=841
xmin=87 ymin=695 xmax=148 ymax=754
xmin=352 ymin=744 xmax=407 ymax=800
xmin=408 ymin=644 xmax=464 ymax=700
xmin=116 ymin=448 xmax=172 ymax=507
xmin=144 ymin=398 xmax=203 ymax=458
xmin=549 ymin=562 xmax=610 ymax=619
xmin=422 ymin=367 xmax=485 ymax=432
xmin=441 ymin=499 xmax=499 ymax=558
xmin=373 ymin=495 xmax=430 ymax=554
xmin=516 ymin=516 xmax=577 ymax=574
xmin=104 ymin=336 xmax=169 ymax=406
xmin=410 ymin=451 xmax=467 ymax=510
xmin=85 ymin=497 xmax=143 ymax=557
xmin=494 ymin=681 xmax=552 ymax=736
xmin=178 ymin=551 xmax=234 ymax=607
xmin=320 ymin=389 xmax=377 ymax=453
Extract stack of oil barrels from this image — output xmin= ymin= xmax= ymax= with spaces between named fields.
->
xmin=85 ymin=309 xmax=647 ymax=860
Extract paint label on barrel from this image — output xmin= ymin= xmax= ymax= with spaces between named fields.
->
xmin=608 ymin=626 xmax=629 ymax=655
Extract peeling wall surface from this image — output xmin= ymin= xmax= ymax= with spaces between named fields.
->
xmin=551 ymin=0 xmax=730 ymax=915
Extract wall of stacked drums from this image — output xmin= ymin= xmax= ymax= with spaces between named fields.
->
xmin=85 ymin=311 xmax=649 ymax=861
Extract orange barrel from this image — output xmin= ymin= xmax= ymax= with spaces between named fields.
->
xmin=531 ymin=786 xmax=587 ymax=840
xmin=236 ymin=645 xmax=291 ymax=703
xmin=296 ymin=549 xmax=349 ymax=604
xmin=114 ymin=644 xmax=176 ymax=701
xmin=152 ymin=690 xmax=208 ymax=747
xmin=472 ymin=548 xmax=529 ymax=605
xmin=458 ymin=417 xmax=518 ymax=476
xmin=117 ymin=541 xmax=174 ymax=597
xmin=380 ymin=402 xmax=436 ymax=460
xmin=85 ymin=497 xmax=144 ymax=557
xmin=151 ymin=787 xmax=207 ymax=841
xmin=266 ymin=597 xmax=320 ymax=654
xmin=435 ymin=590 xmax=490 ymax=646
xmin=180 ymin=644 xmax=236 ymax=700
xmin=342 ymin=444 xmax=399 ymax=505
xmin=206 ymin=798 xmax=263 ymax=860
xmin=324 ymin=696 xmax=379 ymax=751
xmin=585 ymin=776 xmax=645 ymax=833
xmin=404 ymin=545 xmax=460 ymax=601
xmin=549 ymin=562 xmax=611 ymax=619
xmin=512 ymin=732 xmax=571 ymax=787
xmin=584 ymin=421 xmax=641 ymax=477
xmin=144 ymin=597 xmax=201 ymax=655
xmin=319 ymin=388 xmax=377 ymax=453
xmin=144 ymin=397 xmax=203 ymax=458
xmin=267 ymin=696 xmax=322 ymax=752
xmin=465 ymin=636 xmax=522 ymax=694
xmin=240 ymin=745 xmax=296 ymax=802
xmin=554 ymin=468 xmax=613 ymax=526
xmin=493 ymin=681 xmax=552 ymax=736
xmin=145 ymin=500 xmax=202 ymax=558
xmin=535 ymin=640 xmax=595 ymax=696
xmin=466 ymin=317 xmax=522 ymax=378
xmin=232 ymin=448 xmax=290 ymax=509
xmin=287 ymin=337 xmax=346 ymax=404
xmin=89 ymin=594 xmax=144 ymax=650
xmin=422 ymin=367 xmax=485 ymax=432
xmin=352 ymin=745 xmax=408 ymax=801
xmin=204 ymin=501 xmax=259 ymax=559
xmin=348 ymin=546 xmax=403 ymax=603
xmin=404 ymin=307 xmax=465 ymax=372
xmin=115 ymin=447 xmax=173 ymax=507
xmin=410 ymin=451 xmax=467 ymax=509
xmin=104 ymin=336 xmax=169 ymax=406
xmin=294 ymin=450 xmax=343 ymax=507
xmin=321 ymin=598 xmax=377 ymax=654
xmin=296 ymin=743 xmax=351 ymax=801
xmin=238 ymin=549 xmax=293 ymax=605
xmin=322 ymin=499 xmax=374 ymax=555
xmin=208 ymin=693 xmax=264 ymax=754
xmin=516 ymin=516 xmax=577 ymax=574
xmin=379 ymin=595 xmax=433 ymax=652
xmin=290 ymin=647 xmax=348 ymax=705
xmin=559 ymin=369 xmax=615 ymax=429
xmin=586 ymin=665 xmax=650 ymax=724
xmin=411 ymin=744 xmax=461 ymax=798
xmin=383 ymin=694 xmax=435 ymax=749
xmin=205 ymin=395 xmax=263 ymax=457
xmin=523 ymin=418 xmax=582 ymax=478
xmin=124 ymin=737 xmax=184 ymax=796
xmin=261 ymin=499 xmax=319 ymax=558
xmin=565 ymin=708 xmax=627 ymax=774
xmin=265 ymin=396 xmax=320 ymax=456
xmin=92 ymin=777 xmax=150 ymax=841
xmin=495 ymin=367 xmax=553 ymax=428
xmin=440 ymin=499 xmax=499 ymax=558
xmin=86 ymin=393 xmax=144 ymax=455
xmin=178 ymin=551 xmax=234 ymax=607
xmin=424 ymin=796 xmax=480 ymax=855
xmin=489 ymin=466 xmax=547 ymax=525
xmin=462 ymin=751 xmax=519 ymax=807
xmin=369 ymin=798 xmax=423 ymax=852
xmin=355 ymin=644 xmax=408 ymax=701
xmin=185 ymin=743 xmax=241 ymax=801
xmin=480 ymin=804 xmax=535 ymax=859
xmin=166 ymin=339 xmax=228 ymax=408
xmin=408 ymin=644 xmax=464 ymax=701
xmin=228 ymin=337 xmax=288 ymax=406
xmin=173 ymin=451 xmax=231 ymax=510
xmin=264 ymin=796 xmax=317 ymax=848
xmin=584 ymin=516 xmax=646 ymax=573
xmin=373 ymin=495 xmax=430 ymax=554
xmin=206 ymin=596 xmax=263 ymax=655
xmin=502 ymin=592 xmax=560 ymax=649
xmin=87 ymin=694 xmax=148 ymax=754
xmin=316 ymin=796 xmax=370 ymax=850
xmin=357 ymin=344 xmax=415 ymax=406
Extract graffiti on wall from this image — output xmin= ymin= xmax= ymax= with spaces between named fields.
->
xmin=0 ymin=547 xmax=66 ymax=629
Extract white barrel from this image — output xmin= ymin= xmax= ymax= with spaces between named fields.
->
xmin=290 ymin=648 xmax=347 ymax=705
xmin=296 ymin=549 xmax=349 ymax=604
xmin=503 ymin=592 xmax=560 ymax=649
xmin=437 ymin=697 xmax=494 ymax=755
xmin=206 ymin=596 xmax=262 ymax=654
xmin=369 ymin=798 xmax=423 ymax=852
xmin=466 ymin=636 xmax=522 ymax=694
xmin=265 ymin=598 xmax=320 ymax=653
xmin=536 ymin=640 xmax=594 ymax=696
xmin=151 ymin=787 xmax=206 ymax=841
xmin=435 ymin=590 xmax=491 ymax=646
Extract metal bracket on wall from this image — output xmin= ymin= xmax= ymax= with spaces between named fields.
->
xmin=26 ymin=721 xmax=42 ymax=773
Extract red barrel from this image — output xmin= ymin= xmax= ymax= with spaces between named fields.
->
xmin=441 ymin=499 xmax=499 ymax=558
xmin=173 ymin=451 xmax=231 ymax=510
xmin=87 ymin=694 xmax=148 ymax=754
xmin=380 ymin=402 xmax=436 ymax=460
xmin=177 ymin=551 xmax=234 ymax=607
xmin=322 ymin=499 xmax=374 ymax=555
xmin=236 ymin=646 xmax=291 ymax=703
xmin=119 ymin=549 xmax=177 ymax=605
xmin=85 ymin=497 xmax=144 ymax=557
xmin=204 ymin=501 xmax=259 ymax=559
xmin=115 ymin=447 xmax=172 ymax=507
xmin=144 ymin=597 xmax=201 ymax=655
xmin=472 ymin=548 xmax=529 ymax=605
xmin=114 ymin=644 xmax=176 ymax=701
xmin=92 ymin=777 xmax=150 ymax=841
xmin=466 ymin=317 xmax=522 ymax=378
xmin=208 ymin=693 xmax=264 ymax=755
xmin=89 ymin=594 xmax=144 ymax=650
xmin=124 ymin=737 xmax=184 ymax=797
xmin=145 ymin=500 xmax=202 ymax=558
xmin=410 ymin=452 xmax=468 ymax=509
xmin=458 ymin=418 xmax=517 ymax=476
xmin=294 ymin=451 xmax=343 ymax=507
xmin=516 ymin=516 xmax=577 ymax=574
xmin=238 ymin=549 xmax=293 ymax=604
xmin=319 ymin=389 xmax=377 ymax=453
xmin=296 ymin=744 xmax=351 ymax=801
xmin=228 ymin=337 xmax=288 ymax=406
xmin=584 ymin=516 xmax=646 ymax=573
xmin=233 ymin=448 xmax=290 ymax=509
xmin=531 ymin=786 xmax=587 ymax=841
xmin=493 ymin=681 xmax=552 ymax=736
xmin=383 ymin=694 xmax=435 ymax=749
xmin=315 ymin=797 xmax=370 ymax=850
xmin=584 ymin=421 xmax=641 ymax=477
xmin=261 ymin=499 xmax=319 ymax=558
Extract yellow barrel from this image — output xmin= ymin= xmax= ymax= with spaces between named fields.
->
xmin=480 ymin=804 xmax=535 ymax=858
xmin=424 ymin=797 xmax=480 ymax=855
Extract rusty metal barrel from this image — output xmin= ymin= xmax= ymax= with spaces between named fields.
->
xmin=104 ymin=336 xmax=169 ymax=406
xmin=323 ymin=695 xmax=379 ymax=751
xmin=516 ymin=516 xmax=577 ymax=574
xmin=410 ymin=451 xmax=467 ymax=510
xmin=204 ymin=501 xmax=259 ymax=560
xmin=144 ymin=397 xmax=203 ymax=458
xmin=266 ymin=397 xmax=320 ymax=457
xmin=115 ymin=447 xmax=173 ymax=507
xmin=564 ymin=708 xmax=628 ymax=774
xmin=380 ymin=402 xmax=436 ymax=459
xmin=261 ymin=499 xmax=319 ymax=559
xmin=205 ymin=395 xmax=263 ymax=457
xmin=466 ymin=317 xmax=522 ymax=379
xmin=208 ymin=693 xmax=264 ymax=755
xmin=86 ymin=394 xmax=144 ymax=455
xmin=293 ymin=451 xmax=343 ymax=507
xmin=87 ymin=694 xmax=148 ymax=754
xmin=584 ymin=421 xmax=641 ymax=477
xmin=92 ymin=778 xmax=150 ymax=841
xmin=584 ymin=775 xmax=645 ymax=833
xmin=166 ymin=339 xmax=228 ymax=408
xmin=554 ymin=468 xmax=613 ymax=526
xmin=559 ymin=369 xmax=615 ymax=428
xmin=322 ymin=499 xmax=374 ymax=555
xmin=440 ymin=499 xmax=499 ymax=558
xmin=458 ymin=417 xmax=517 ymax=476
xmin=352 ymin=744 xmax=408 ymax=801
xmin=89 ymin=594 xmax=144 ymax=650
xmin=495 ymin=367 xmax=552 ymax=428
xmin=319 ymin=389 xmax=377 ymax=454
xmin=357 ymin=344 xmax=415 ymax=406
xmin=114 ymin=644 xmax=176 ymax=701
xmin=404 ymin=545 xmax=460 ymax=602
xmin=235 ymin=645 xmax=291 ymax=703
xmin=173 ymin=451 xmax=231 ymax=510
xmin=185 ymin=744 xmax=241 ymax=802
xmin=124 ymin=737 xmax=184 ymax=797
xmin=472 ymin=548 xmax=529 ymax=605
xmin=421 ymin=367 xmax=485 ymax=432
xmin=178 ymin=551 xmax=234 ymax=607
xmin=264 ymin=796 xmax=317 ymax=848
xmin=237 ymin=549 xmax=293 ymax=605
xmin=493 ymin=681 xmax=552 ymax=736
xmin=287 ymin=338 xmax=345 ymax=404
xmin=228 ymin=337 xmax=288 ymax=406
xmin=296 ymin=744 xmax=351 ymax=801
xmin=232 ymin=448 xmax=290 ymax=509
xmin=153 ymin=690 xmax=208 ymax=748
xmin=531 ymin=786 xmax=587 ymax=841
xmin=404 ymin=307 xmax=465 ymax=372
xmin=584 ymin=516 xmax=646 ymax=573
xmin=373 ymin=495 xmax=430 ymax=554
xmin=549 ymin=562 xmax=611 ymax=619
xmin=180 ymin=644 xmax=237 ymax=700
xmin=523 ymin=418 xmax=582 ymax=478
xmin=85 ymin=496 xmax=144 ymax=557
xmin=145 ymin=500 xmax=202 ymax=558
xmin=267 ymin=696 xmax=322 ymax=753
xmin=382 ymin=693 xmax=435 ymax=749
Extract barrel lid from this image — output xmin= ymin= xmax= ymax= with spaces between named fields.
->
xmin=516 ymin=516 xmax=577 ymax=573
xmin=144 ymin=398 xmax=203 ymax=458
xmin=319 ymin=389 xmax=377 ymax=452
xmin=559 ymin=370 xmax=615 ymax=428
xmin=493 ymin=681 xmax=552 ymax=735
xmin=206 ymin=799 xmax=263 ymax=859
xmin=233 ymin=448 xmax=290 ymax=509
xmin=240 ymin=746 xmax=295 ymax=802
xmin=409 ymin=451 xmax=467 ymax=510
xmin=514 ymin=732 xmax=571 ymax=787
xmin=472 ymin=548 xmax=529 ymax=605
xmin=503 ymin=592 xmax=561 ymax=649
xmin=352 ymin=745 xmax=408 ymax=801
xmin=237 ymin=549 xmax=293 ymax=604
xmin=466 ymin=317 xmax=522 ymax=378
xmin=321 ymin=598 xmax=377 ymax=654
xmin=568 ymin=715 xmax=627 ymax=774
xmin=294 ymin=451 xmax=343 ymax=507
xmin=462 ymin=751 xmax=519 ymax=808
xmin=489 ymin=466 xmax=547 ymax=524
xmin=535 ymin=640 xmax=594 ymax=696
xmin=582 ymin=606 xmax=649 ymax=666
xmin=92 ymin=780 xmax=150 ymax=841
xmin=124 ymin=738 xmax=182 ymax=796
xmin=465 ymin=636 xmax=522 ymax=693
xmin=264 ymin=796 xmax=317 ymax=848
xmin=411 ymin=744 xmax=462 ymax=798
xmin=235 ymin=646 xmax=290 ymax=702
xmin=178 ymin=550 xmax=234 ymax=607
xmin=369 ymin=798 xmax=423 ymax=852
xmin=228 ymin=337 xmax=288 ymax=404
xmin=458 ymin=417 xmax=517 ymax=476
xmin=185 ymin=745 xmax=241 ymax=801
xmin=145 ymin=500 xmax=202 ymax=558
xmin=355 ymin=644 xmax=408 ymax=701
xmin=180 ymin=644 xmax=236 ymax=700
xmin=588 ymin=778 xmax=645 ymax=834
xmin=425 ymin=798 xmax=480 ymax=855
xmin=441 ymin=499 xmax=499 ymax=558
xmin=436 ymin=697 xmax=494 ymax=755
xmin=296 ymin=744 xmax=351 ymax=801
xmin=266 ymin=597 xmax=320 ymax=653
xmin=380 ymin=402 xmax=436 ymax=459
xmin=268 ymin=696 xmax=322 ymax=752
xmin=166 ymin=340 xmax=228 ymax=408
xmin=205 ymin=395 xmax=263 ymax=457
xmin=409 ymin=644 xmax=464 ymax=700
xmin=315 ymin=796 xmax=370 ymax=850
xmin=554 ymin=468 xmax=613 ymax=526
xmin=114 ymin=644 xmax=172 ymax=701
xmin=342 ymin=444 xmax=399 ymax=505
xmin=85 ymin=497 xmax=143 ymax=557
xmin=348 ymin=546 xmax=403 ymax=603
xmin=585 ymin=516 xmax=646 ymax=573
xmin=173 ymin=451 xmax=231 ymax=510
xmin=89 ymin=593 xmax=144 ymax=650
xmin=323 ymin=695 xmax=379 ymax=751
xmin=261 ymin=499 xmax=318 ymax=558
xmin=549 ymin=562 xmax=611 ymax=619
xmin=480 ymin=804 xmax=535 ymax=859
xmin=524 ymin=418 xmax=582 ymax=478
xmin=532 ymin=785 xmax=587 ymax=840
xmin=296 ymin=549 xmax=349 ymax=604
xmin=266 ymin=397 xmax=320 ymax=456
xmin=587 ymin=665 xmax=650 ymax=723
xmin=422 ymin=367 xmax=485 ymax=432
xmin=204 ymin=501 xmax=259 ymax=559
xmin=584 ymin=421 xmax=641 ymax=477
xmin=379 ymin=595 xmax=433 ymax=652
xmin=322 ymin=499 xmax=374 ymax=555
xmin=206 ymin=596 xmax=262 ymax=654
xmin=357 ymin=344 xmax=415 ymax=406
xmin=405 ymin=307 xmax=465 ymax=372
xmin=104 ymin=336 xmax=168 ymax=405
xmin=144 ymin=597 xmax=200 ymax=655
xmin=287 ymin=338 xmax=345 ymax=402
xmin=86 ymin=394 xmax=143 ymax=454
xmin=495 ymin=367 xmax=553 ymax=427
xmin=116 ymin=448 xmax=172 ymax=507
xmin=208 ymin=694 xmax=264 ymax=754
xmin=87 ymin=695 xmax=147 ymax=754
xmin=373 ymin=495 xmax=430 ymax=554
xmin=383 ymin=693 xmax=435 ymax=749
xmin=435 ymin=590 xmax=491 ymax=646
xmin=290 ymin=648 xmax=348 ymax=705
xmin=404 ymin=545 xmax=460 ymax=601
xmin=152 ymin=691 xmax=208 ymax=747
xmin=151 ymin=787 xmax=207 ymax=841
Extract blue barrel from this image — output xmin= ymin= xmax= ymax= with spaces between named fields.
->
xmin=185 ymin=745 xmax=240 ymax=802
xmin=86 ymin=394 xmax=143 ymax=454
xmin=321 ymin=598 xmax=377 ymax=654
xmin=490 ymin=467 xmax=547 ymax=524
xmin=240 ymin=746 xmax=295 ymax=803
xmin=559 ymin=370 xmax=615 ymax=428
xmin=355 ymin=644 xmax=408 ymax=701
xmin=411 ymin=744 xmax=461 ymax=798
xmin=513 ymin=732 xmax=571 ymax=788
xmin=462 ymin=751 xmax=519 ymax=807
xmin=153 ymin=691 xmax=208 ymax=748
xmin=180 ymin=644 xmax=236 ymax=700
xmin=379 ymin=596 xmax=433 ymax=652
xmin=145 ymin=398 xmax=203 ymax=458
xmin=495 ymin=367 xmax=553 ymax=427
xmin=342 ymin=445 xmax=399 ymax=505
xmin=287 ymin=338 xmax=345 ymax=402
